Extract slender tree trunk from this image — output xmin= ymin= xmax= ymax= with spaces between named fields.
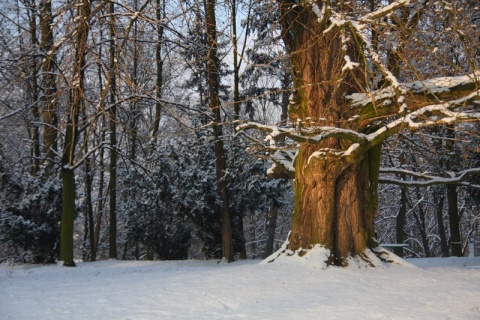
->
xmin=129 ymin=0 xmax=139 ymax=160
xmin=395 ymin=153 xmax=407 ymax=257
xmin=84 ymin=158 xmax=96 ymax=261
xmin=60 ymin=166 xmax=76 ymax=266
xmin=28 ymin=1 xmax=41 ymax=175
xmin=447 ymin=184 xmax=462 ymax=256
xmin=413 ymin=188 xmax=431 ymax=257
xmin=229 ymin=0 xmax=248 ymax=259
xmin=445 ymin=125 xmax=463 ymax=256
xmin=59 ymin=0 xmax=91 ymax=267
xmin=204 ymin=0 xmax=234 ymax=262
xmin=92 ymin=36 xmax=106 ymax=260
xmin=230 ymin=0 xmax=240 ymax=120
xmin=433 ymin=187 xmax=449 ymax=256
xmin=108 ymin=0 xmax=117 ymax=259
xmin=40 ymin=0 xmax=58 ymax=174
xmin=151 ymin=0 xmax=165 ymax=143
xmin=93 ymin=125 xmax=106 ymax=259
xmin=265 ymin=76 xmax=289 ymax=257
xmin=395 ymin=187 xmax=407 ymax=257
xmin=265 ymin=199 xmax=279 ymax=257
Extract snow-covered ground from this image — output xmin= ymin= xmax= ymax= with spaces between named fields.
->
xmin=1 ymin=254 xmax=480 ymax=319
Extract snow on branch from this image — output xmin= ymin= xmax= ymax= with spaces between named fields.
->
xmin=347 ymin=71 xmax=480 ymax=127
xmin=361 ymin=0 xmax=416 ymax=22
xmin=237 ymin=122 xmax=368 ymax=145
xmin=349 ymin=71 xmax=480 ymax=106
xmin=379 ymin=167 xmax=480 ymax=188
xmin=267 ymin=150 xmax=297 ymax=179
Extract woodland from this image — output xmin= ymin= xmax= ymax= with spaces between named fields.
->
xmin=0 ymin=0 xmax=479 ymax=266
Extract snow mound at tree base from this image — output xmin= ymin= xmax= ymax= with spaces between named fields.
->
xmin=262 ymin=237 xmax=413 ymax=268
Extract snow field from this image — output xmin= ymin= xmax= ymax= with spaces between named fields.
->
xmin=1 ymin=257 xmax=480 ymax=319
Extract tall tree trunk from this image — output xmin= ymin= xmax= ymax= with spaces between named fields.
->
xmin=395 ymin=153 xmax=407 ymax=257
xmin=277 ymin=2 xmax=379 ymax=265
xmin=40 ymin=0 xmax=58 ymax=174
xmin=28 ymin=1 xmax=40 ymax=175
xmin=447 ymin=184 xmax=462 ymax=256
xmin=129 ymin=0 xmax=139 ymax=160
xmin=204 ymin=0 xmax=234 ymax=262
xmin=60 ymin=165 xmax=76 ymax=266
xmin=108 ymin=0 xmax=118 ymax=259
xmin=395 ymin=186 xmax=407 ymax=257
xmin=59 ymin=0 xmax=91 ymax=267
xmin=432 ymin=186 xmax=449 ymax=257
xmin=92 ymin=36 xmax=106 ymax=260
xmin=229 ymin=0 xmax=248 ymax=259
xmin=84 ymin=157 xmax=96 ymax=261
xmin=230 ymin=0 xmax=240 ymax=120
xmin=93 ymin=122 xmax=106 ymax=260
xmin=151 ymin=0 xmax=165 ymax=143
xmin=445 ymin=125 xmax=462 ymax=256
xmin=413 ymin=188 xmax=431 ymax=257
xmin=265 ymin=199 xmax=279 ymax=257
xmin=265 ymin=73 xmax=289 ymax=258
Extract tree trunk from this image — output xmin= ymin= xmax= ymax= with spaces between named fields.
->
xmin=230 ymin=0 xmax=240 ymax=120
xmin=445 ymin=125 xmax=463 ymax=257
xmin=60 ymin=166 xmax=76 ymax=266
xmin=108 ymin=0 xmax=117 ymax=260
xmin=413 ymin=188 xmax=431 ymax=257
xmin=265 ymin=71 xmax=290 ymax=258
xmin=278 ymin=1 xmax=379 ymax=265
xmin=290 ymin=145 xmax=380 ymax=265
xmin=28 ymin=1 xmax=40 ymax=175
xmin=93 ymin=126 xmax=106 ymax=259
xmin=447 ymin=185 xmax=462 ymax=256
xmin=84 ymin=158 xmax=95 ymax=261
xmin=204 ymin=0 xmax=234 ymax=262
xmin=265 ymin=199 xmax=279 ymax=258
xmin=395 ymin=153 xmax=407 ymax=257
xmin=395 ymin=187 xmax=407 ymax=258
xmin=151 ymin=0 xmax=164 ymax=143
xmin=40 ymin=0 xmax=58 ymax=174
xmin=59 ymin=0 xmax=91 ymax=267
xmin=433 ymin=187 xmax=449 ymax=257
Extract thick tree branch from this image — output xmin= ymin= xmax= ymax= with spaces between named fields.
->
xmin=349 ymin=72 xmax=480 ymax=127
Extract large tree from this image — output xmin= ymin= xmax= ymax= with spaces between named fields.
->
xmin=239 ymin=0 xmax=480 ymax=265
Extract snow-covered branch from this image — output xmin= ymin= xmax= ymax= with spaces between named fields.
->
xmin=361 ymin=0 xmax=414 ymax=22
xmin=349 ymin=71 xmax=480 ymax=110
xmin=236 ymin=122 xmax=368 ymax=146
xmin=347 ymin=71 xmax=480 ymax=131
xmin=267 ymin=150 xmax=297 ymax=179
xmin=379 ymin=167 xmax=480 ymax=188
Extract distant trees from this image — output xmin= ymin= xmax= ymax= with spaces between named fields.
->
xmin=377 ymin=125 xmax=480 ymax=258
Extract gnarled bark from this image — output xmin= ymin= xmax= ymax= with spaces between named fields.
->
xmin=278 ymin=1 xmax=379 ymax=264
xmin=291 ymin=144 xmax=380 ymax=265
